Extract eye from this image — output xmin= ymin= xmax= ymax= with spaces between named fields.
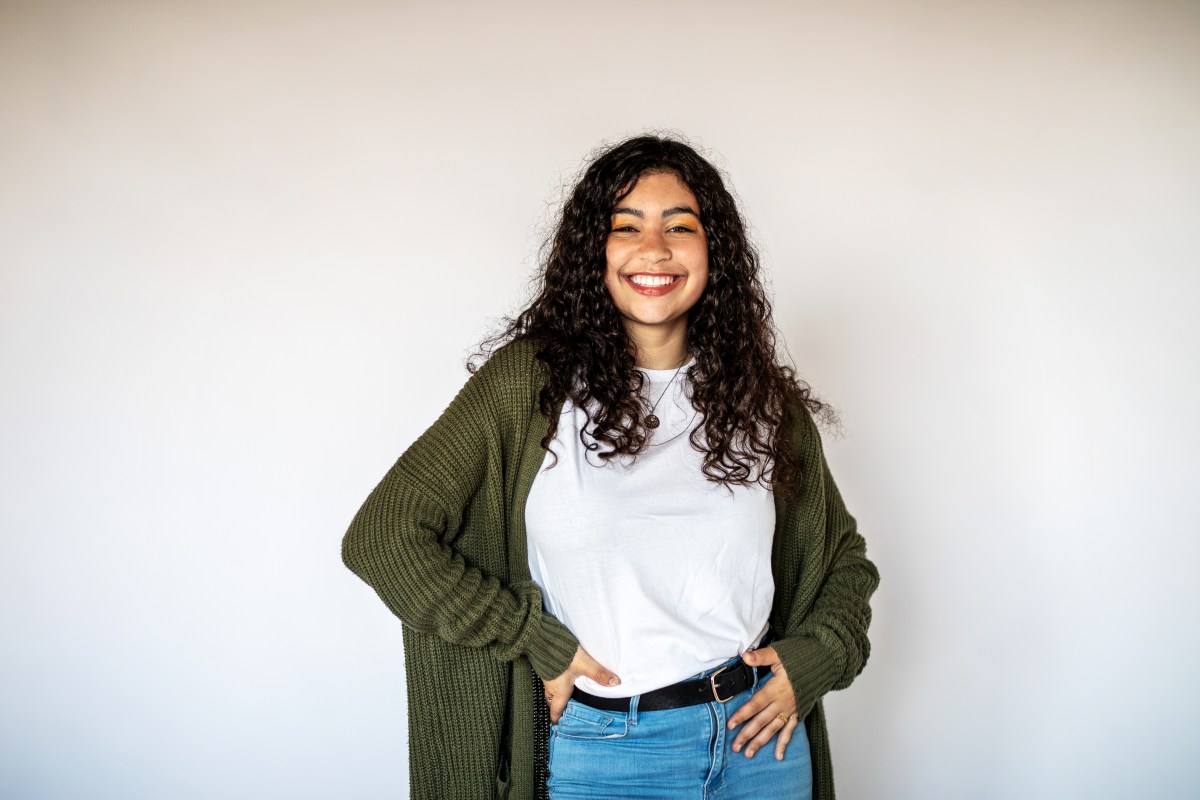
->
xmin=609 ymin=224 xmax=638 ymax=234
xmin=667 ymin=224 xmax=697 ymax=234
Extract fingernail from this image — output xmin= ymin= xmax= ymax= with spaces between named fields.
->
xmin=746 ymin=749 xmax=756 ymax=759
xmin=608 ymin=677 xmax=619 ymax=687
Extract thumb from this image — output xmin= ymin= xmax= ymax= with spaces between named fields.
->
xmin=575 ymin=649 xmax=621 ymax=688
xmin=741 ymin=645 xmax=780 ymax=667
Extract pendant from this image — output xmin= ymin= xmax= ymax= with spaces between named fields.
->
xmin=645 ymin=414 xmax=660 ymax=429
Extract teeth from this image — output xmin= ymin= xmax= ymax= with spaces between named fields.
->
xmin=629 ymin=274 xmax=677 ymax=287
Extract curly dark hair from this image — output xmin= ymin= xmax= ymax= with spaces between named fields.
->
xmin=478 ymin=134 xmax=826 ymax=494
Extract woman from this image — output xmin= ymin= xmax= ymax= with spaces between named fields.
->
xmin=342 ymin=135 xmax=878 ymax=800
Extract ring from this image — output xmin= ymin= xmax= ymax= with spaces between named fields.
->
xmin=777 ymin=713 xmax=789 ymax=724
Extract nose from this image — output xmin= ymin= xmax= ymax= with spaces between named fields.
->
xmin=638 ymin=229 xmax=670 ymax=263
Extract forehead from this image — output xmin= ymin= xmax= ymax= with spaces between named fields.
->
xmin=613 ymin=171 xmax=699 ymax=209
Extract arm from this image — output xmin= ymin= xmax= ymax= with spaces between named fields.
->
xmin=730 ymin=409 xmax=880 ymax=757
xmin=340 ymin=353 xmax=580 ymax=681
xmin=772 ymin=453 xmax=879 ymax=716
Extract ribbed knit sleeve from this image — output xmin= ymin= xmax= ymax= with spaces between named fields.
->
xmin=771 ymin=408 xmax=879 ymax=721
xmin=342 ymin=350 xmax=579 ymax=681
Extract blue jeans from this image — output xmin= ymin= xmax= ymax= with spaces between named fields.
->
xmin=548 ymin=660 xmax=813 ymax=800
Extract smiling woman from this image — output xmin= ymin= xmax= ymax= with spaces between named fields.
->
xmin=342 ymin=135 xmax=879 ymax=800
xmin=604 ymin=172 xmax=710 ymax=369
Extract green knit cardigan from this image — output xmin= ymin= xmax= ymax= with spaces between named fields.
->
xmin=342 ymin=340 xmax=879 ymax=800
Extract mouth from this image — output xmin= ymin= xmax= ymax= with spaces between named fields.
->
xmin=625 ymin=273 xmax=683 ymax=296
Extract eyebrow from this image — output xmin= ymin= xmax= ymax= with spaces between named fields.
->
xmin=611 ymin=205 xmax=701 ymax=219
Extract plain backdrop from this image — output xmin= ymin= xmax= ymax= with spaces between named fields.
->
xmin=2 ymin=1 xmax=1198 ymax=798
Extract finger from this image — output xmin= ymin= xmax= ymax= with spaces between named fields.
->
xmin=743 ymin=713 xmax=788 ymax=759
xmin=548 ymin=692 xmax=568 ymax=724
xmin=575 ymin=650 xmax=621 ymax=688
xmin=732 ymin=719 xmax=760 ymax=753
xmin=727 ymin=691 xmax=769 ymax=730
xmin=728 ymin=671 xmax=791 ymax=730
xmin=737 ymin=700 xmax=797 ymax=756
xmin=740 ymin=646 xmax=780 ymax=669
xmin=775 ymin=717 xmax=796 ymax=761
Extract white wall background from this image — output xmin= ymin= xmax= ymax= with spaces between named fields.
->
xmin=2 ymin=1 xmax=1197 ymax=798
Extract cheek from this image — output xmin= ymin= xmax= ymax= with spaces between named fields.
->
xmin=603 ymin=260 xmax=619 ymax=288
xmin=604 ymin=244 xmax=624 ymax=286
xmin=689 ymin=253 xmax=710 ymax=300
xmin=605 ymin=239 xmax=626 ymax=269
xmin=691 ymin=247 xmax=710 ymax=285
xmin=602 ymin=264 xmax=622 ymax=303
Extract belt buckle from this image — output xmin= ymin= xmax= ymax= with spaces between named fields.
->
xmin=708 ymin=665 xmax=734 ymax=703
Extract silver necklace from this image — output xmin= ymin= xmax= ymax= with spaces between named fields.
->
xmin=647 ymin=409 xmax=700 ymax=447
xmin=643 ymin=359 xmax=688 ymax=430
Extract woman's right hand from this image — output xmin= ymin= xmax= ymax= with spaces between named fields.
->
xmin=542 ymin=646 xmax=621 ymax=723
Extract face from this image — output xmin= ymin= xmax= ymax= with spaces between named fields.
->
xmin=604 ymin=171 xmax=709 ymax=350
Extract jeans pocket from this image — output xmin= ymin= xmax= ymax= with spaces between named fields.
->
xmin=553 ymin=700 xmax=630 ymax=741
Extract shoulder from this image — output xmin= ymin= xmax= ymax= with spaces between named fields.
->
xmin=471 ymin=338 xmax=545 ymax=389
xmin=782 ymin=391 xmax=822 ymax=457
xmin=771 ymin=391 xmax=827 ymax=501
xmin=460 ymin=338 xmax=547 ymax=419
xmin=477 ymin=337 xmax=542 ymax=374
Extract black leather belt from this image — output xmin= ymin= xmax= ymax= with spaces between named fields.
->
xmin=570 ymin=659 xmax=769 ymax=713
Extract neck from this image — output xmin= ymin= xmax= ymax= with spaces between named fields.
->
xmin=627 ymin=323 xmax=690 ymax=370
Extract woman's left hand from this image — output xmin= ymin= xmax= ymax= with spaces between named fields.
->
xmin=727 ymin=646 xmax=800 ymax=760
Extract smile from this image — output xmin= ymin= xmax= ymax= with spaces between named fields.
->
xmin=624 ymin=274 xmax=683 ymax=297
xmin=628 ymin=274 xmax=680 ymax=287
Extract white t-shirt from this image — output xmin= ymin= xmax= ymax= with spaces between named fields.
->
xmin=525 ymin=363 xmax=775 ymax=697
